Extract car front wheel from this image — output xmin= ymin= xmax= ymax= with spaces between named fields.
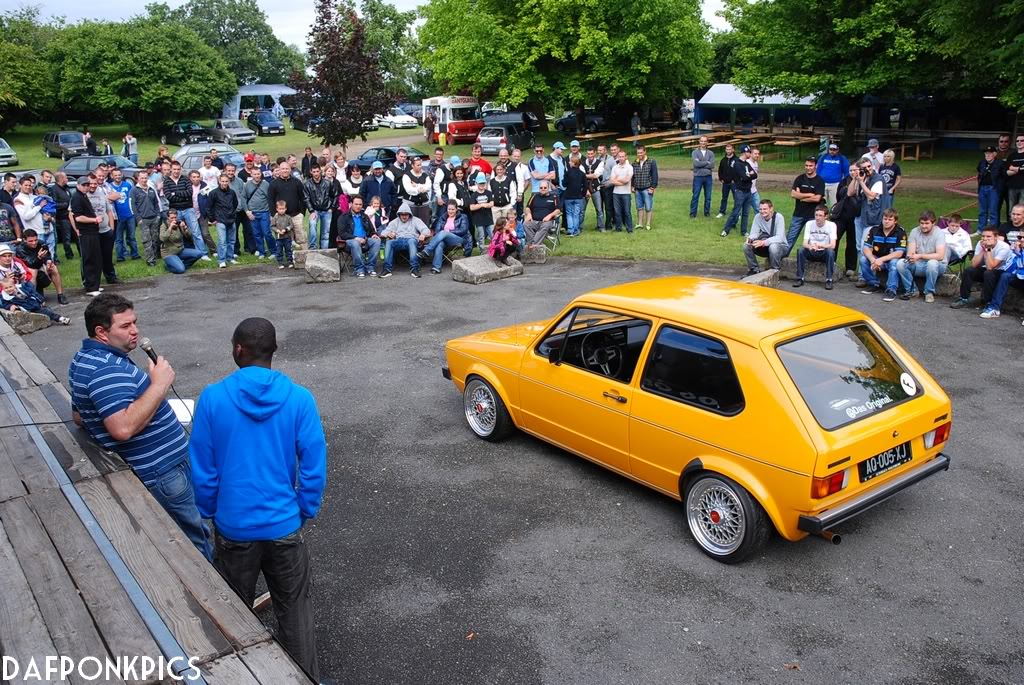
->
xmin=555 ymin=122 xmax=565 ymax=132
xmin=44 ymin=148 xmax=51 ymax=158
xmin=463 ymin=377 xmax=513 ymax=442
xmin=160 ymin=135 xmax=167 ymax=145
xmin=684 ymin=474 xmax=770 ymax=564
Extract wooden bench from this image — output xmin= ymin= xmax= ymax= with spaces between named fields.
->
xmin=0 ymin=318 xmax=313 ymax=685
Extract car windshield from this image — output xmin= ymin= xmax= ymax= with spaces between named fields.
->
xmin=223 ymin=121 xmax=245 ymax=129
xmin=777 ymin=324 xmax=920 ymax=431
xmin=0 ymin=139 xmax=8 ymax=149
xmin=404 ymin=147 xmax=428 ymax=158
xmin=60 ymin=133 xmax=84 ymax=144
xmin=180 ymin=122 xmax=203 ymax=131
xmin=450 ymin=106 xmax=481 ymax=121
xmin=101 ymin=155 xmax=135 ymax=169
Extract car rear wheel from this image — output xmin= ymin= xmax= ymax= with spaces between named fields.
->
xmin=684 ymin=474 xmax=770 ymax=564
xmin=586 ymin=122 xmax=598 ymax=133
xmin=44 ymin=148 xmax=51 ymax=158
xmin=463 ymin=377 xmax=513 ymax=442
xmin=555 ymin=122 xmax=565 ymax=132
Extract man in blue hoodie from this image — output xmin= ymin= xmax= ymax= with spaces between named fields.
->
xmin=189 ymin=317 xmax=327 ymax=683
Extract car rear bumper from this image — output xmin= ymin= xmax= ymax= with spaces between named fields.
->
xmin=798 ymin=453 xmax=950 ymax=534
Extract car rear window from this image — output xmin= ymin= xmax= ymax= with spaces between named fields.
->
xmin=777 ymin=324 xmax=920 ymax=431
xmin=480 ymin=128 xmax=502 ymax=137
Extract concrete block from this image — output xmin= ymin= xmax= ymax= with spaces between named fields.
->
xmin=0 ymin=309 xmax=52 ymax=334
xmin=304 ymin=252 xmax=341 ymax=283
xmin=779 ymin=257 xmax=844 ymax=283
xmin=293 ymin=248 xmax=339 ymax=267
xmin=740 ymin=269 xmax=779 ymax=289
xmin=452 ymin=255 xmax=524 ymax=284
xmin=521 ymin=245 xmax=548 ymax=265
xmin=934 ymin=273 xmax=960 ymax=298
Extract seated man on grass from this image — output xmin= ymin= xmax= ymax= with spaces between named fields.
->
xmin=337 ymin=196 xmax=382 ymax=279
xmin=15 ymin=228 xmax=69 ymax=304
xmin=951 ymin=226 xmax=1010 ymax=311
xmin=895 ymin=210 xmax=947 ymax=303
xmin=420 ymin=200 xmax=473 ymax=274
xmin=380 ymin=201 xmax=430 ymax=278
xmin=743 ymin=199 xmax=788 ymax=275
xmin=160 ymin=209 xmax=207 ymax=274
xmin=792 ymin=205 xmax=836 ymax=289
xmin=860 ymin=208 xmax=906 ymax=301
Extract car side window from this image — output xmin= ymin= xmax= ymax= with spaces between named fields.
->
xmin=537 ymin=307 xmax=652 ymax=383
xmin=640 ymin=326 xmax=745 ymax=415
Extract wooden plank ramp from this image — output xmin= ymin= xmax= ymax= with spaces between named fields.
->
xmin=0 ymin=328 xmax=315 ymax=685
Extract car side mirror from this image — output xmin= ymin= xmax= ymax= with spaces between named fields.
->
xmin=546 ymin=346 xmax=560 ymax=365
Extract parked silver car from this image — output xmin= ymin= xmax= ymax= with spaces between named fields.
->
xmin=475 ymin=123 xmax=535 ymax=155
xmin=171 ymin=143 xmax=245 ymax=173
xmin=0 ymin=138 xmax=18 ymax=167
xmin=207 ymin=119 xmax=257 ymax=145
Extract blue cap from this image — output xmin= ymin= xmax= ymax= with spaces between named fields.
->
xmin=371 ymin=161 xmax=384 ymax=169
xmin=449 ymin=155 xmax=461 ymax=165
xmin=476 ymin=173 xmax=487 ymax=184
xmin=553 ymin=142 xmax=566 ymax=150
xmin=570 ymin=140 xmax=580 ymax=147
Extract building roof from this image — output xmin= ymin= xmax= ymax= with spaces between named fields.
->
xmin=580 ymin=277 xmax=856 ymax=346
xmin=236 ymin=84 xmax=297 ymax=97
xmin=698 ymin=84 xmax=814 ymax=109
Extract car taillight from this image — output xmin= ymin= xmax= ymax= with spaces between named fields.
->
xmin=924 ymin=421 xmax=951 ymax=449
xmin=811 ymin=469 xmax=848 ymax=499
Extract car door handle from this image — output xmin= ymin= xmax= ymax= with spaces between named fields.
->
xmin=603 ymin=391 xmax=627 ymax=403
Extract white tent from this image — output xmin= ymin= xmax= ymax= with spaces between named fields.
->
xmin=698 ymin=84 xmax=814 ymax=108
xmin=222 ymin=84 xmax=298 ymax=119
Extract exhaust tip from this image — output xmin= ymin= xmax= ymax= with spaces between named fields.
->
xmin=817 ymin=530 xmax=842 ymax=545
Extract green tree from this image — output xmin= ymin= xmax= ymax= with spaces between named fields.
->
xmin=0 ymin=5 xmax=65 ymax=54
xmin=0 ymin=42 xmax=53 ymax=133
xmin=47 ymin=19 xmax=237 ymax=123
xmin=361 ymin=0 xmax=416 ymax=93
xmin=148 ymin=0 xmax=304 ymax=85
xmin=709 ymin=31 xmax=742 ymax=85
xmin=418 ymin=0 xmax=710 ymax=121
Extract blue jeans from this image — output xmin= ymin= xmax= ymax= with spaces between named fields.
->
xmin=796 ymin=247 xmax=835 ymax=280
xmin=612 ymin=193 xmax=633 ymax=232
xmin=148 ymin=461 xmax=212 ymax=561
xmin=564 ymin=199 xmax=583 ymax=235
xmin=991 ymin=270 xmax=1024 ymax=309
xmin=163 ymin=248 xmax=205 ymax=274
xmin=426 ymin=231 xmax=470 ymax=270
xmin=308 ymin=210 xmax=332 ymax=250
xmin=634 ymin=190 xmax=654 ymax=212
xmin=859 ymin=256 xmax=901 ymax=290
xmin=785 ymin=215 xmax=808 ymax=254
xmin=177 ymin=208 xmax=207 ymax=254
xmin=474 ymin=224 xmax=494 ymax=248
xmin=854 ymin=216 xmax=866 ymax=253
xmin=276 ymin=238 xmax=293 ymax=264
xmin=384 ymin=237 xmax=419 ymax=272
xmin=345 ymin=237 xmax=381 ymax=274
xmin=39 ymin=229 xmax=57 ymax=258
xmin=690 ymin=175 xmax=713 ymax=216
xmin=978 ymin=185 xmax=999 ymax=229
xmin=215 ymin=221 xmax=236 ymax=263
xmin=896 ymin=258 xmax=946 ymax=295
xmin=129 ymin=153 xmax=138 ymax=165
xmin=115 ymin=216 xmax=139 ymax=259
xmin=250 ymin=211 xmax=273 ymax=255
xmin=723 ymin=190 xmax=754 ymax=235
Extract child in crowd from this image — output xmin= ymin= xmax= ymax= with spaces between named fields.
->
xmin=943 ymin=213 xmax=974 ymax=265
xmin=488 ymin=217 xmax=519 ymax=265
xmin=470 ymin=173 xmax=495 ymax=249
xmin=33 ymin=185 xmax=58 ymax=257
xmin=271 ymin=200 xmax=295 ymax=269
xmin=364 ymin=195 xmax=388 ymax=234
xmin=2 ymin=275 xmax=69 ymax=325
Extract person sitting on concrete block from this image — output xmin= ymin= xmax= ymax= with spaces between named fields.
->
xmin=895 ymin=210 xmax=947 ymax=303
xmin=979 ymin=230 xmax=1024 ymax=320
xmin=860 ymin=208 xmax=906 ymax=301
xmin=792 ymin=205 xmax=837 ymax=290
xmin=743 ymin=199 xmax=788 ymax=276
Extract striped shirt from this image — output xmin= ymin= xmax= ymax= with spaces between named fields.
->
xmin=69 ymin=339 xmax=188 ymax=485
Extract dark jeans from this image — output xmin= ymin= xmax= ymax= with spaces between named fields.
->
xmin=99 ymin=230 xmax=117 ymax=282
xmin=835 ymin=218 xmax=858 ymax=273
xmin=719 ymin=181 xmax=734 ymax=214
xmin=690 ymin=175 xmax=713 ymax=217
xmin=612 ymin=193 xmax=633 ymax=232
xmin=115 ymin=215 xmax=140 ymax=260
xmin=991 ymin=271 xmax=1024 ymax=310
xmin=722 ymin=190 xmax=753 ymax=235
xmin=797 ymin=246 xmax=836 ymax=280
xmin=960 ymin=265 xmax=1002 ymax=303
xmin=216 ymin=531 xmax=319 ymax=682
xmin=79 ymin=231 xmax=102 ymax=291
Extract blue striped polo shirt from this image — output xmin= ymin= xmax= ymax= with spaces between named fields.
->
xmin=68 ymin=339 xmax=188 ymax=485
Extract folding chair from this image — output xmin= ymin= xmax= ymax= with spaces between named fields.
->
xmin=543 ymin=216 xmax=561 ymax=252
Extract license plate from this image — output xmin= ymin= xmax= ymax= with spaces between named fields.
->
xmin=859 ymin=441 xmax=911 ymax=482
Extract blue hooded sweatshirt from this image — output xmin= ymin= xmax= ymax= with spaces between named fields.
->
xmin=189 ymin=366 xmax=327 ymax=542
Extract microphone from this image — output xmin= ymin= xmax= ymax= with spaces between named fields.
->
xmin=140 ymin=338 xmax=159 ymax=364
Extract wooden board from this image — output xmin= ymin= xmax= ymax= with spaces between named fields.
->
xmin=0 ymin=518 xmax=63 ymax=685
xmin=0 ymin=339 xmax=34 ymax=390
xmin=197 ymin=653 xmax=263 ymax=685
xmin=76 ymin=476 xmax=233 ymax=664
xmin=16 ymin=386 xmax=103 ymax=482
xmin=0 ymin=394 xmax=59 ymax=495
xmin=238 ymin=642 xmax=315 ymax=684
xmin=33 ymin=382 xmax=127 ymax=476
xmin=28 ymin=488 xmax=164 ymax=679
xmin=0 ymin=335 xmax=57 ymax=386
xmin=105 ymin=471 xmax=271 ymax=650
xmin=0 ymin=497 xmax=123 ymax=685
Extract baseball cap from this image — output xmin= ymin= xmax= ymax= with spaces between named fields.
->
xmin=985 ymin=145 xmax=997 ymax=153
xmin=828 ymin=143 xmax=838 ymax=150
xmin=553 ymin=142 xmax=566 ymax=150
xmin=739 ymin=144 xmax=751 ymax=153
xmin=868 ymin=138 xmax=879 ymax=147
xmin=0 ymin=244 xmax=12 ymax=256
xmin=475 ymin=173 xmax=487 ymax=184
xmin=371 ymin=161 xmax=384 ymax=170
xmin=244 ymin=153 xmax=255 ymax=162
xmin=570 ymin=140 xmax=580 ymax=147
xmin=449 ymin=155 xmax=461 ymax=165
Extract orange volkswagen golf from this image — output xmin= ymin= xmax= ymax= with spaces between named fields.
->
xmin=441 ymin=277 xmax=952 ymax=563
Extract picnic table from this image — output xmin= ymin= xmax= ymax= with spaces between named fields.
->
xmin=773 ymin=136 xmax=819 ymax=159
xmin=889 ymin=137 xmax=939 ymax=161
xmin=573 ymin=131 xmax=616 ymax=141
xmin=616 ymin=131 xmax=677 ymax=144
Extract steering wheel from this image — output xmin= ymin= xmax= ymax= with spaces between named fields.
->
xmin=581 ymin=331 xmax=625 ymax=378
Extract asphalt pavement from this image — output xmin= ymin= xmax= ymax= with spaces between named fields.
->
xmin=30 ymin=258 xmax=1024 ymax=685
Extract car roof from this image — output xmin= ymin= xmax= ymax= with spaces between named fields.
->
xmin=581 ymin=276 xmax=858 ymax=346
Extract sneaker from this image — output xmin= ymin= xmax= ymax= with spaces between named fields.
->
xmin=854 ymin=279 xmax=867 ymax=288
xmin=288 ymin=263 xmax=295 ymax=269
xmin=356 ymin=272 xmax=366 ymax=279
xmin=58 ymin=316 xmax=71 ymax=325
xmin=98 ymin=287 xmax=104 ymax=292
xmin=745 ymin=267 xmax=759 ymax=276
xmin=791 ymin=279 xmax=804 ymax=288
xmin=431 ymin=268 xmax=441 ymax=274
xmin=645 ymin=224 xmax=651 ymax=231
xmin=368 ymin=271 xmax=378 ymax=277
xmin=200 ymin=255 xmax=212 ymax=262
xmin=86 ymin=290 xmax=101 ymax=297
xmin=862 ymin=285 xmax=882 ymax=294
xmin=845 ymin=270 xmax=855 ymax=279
xmin=230 ymin=259 xmax=239 ymax=265
xmin=949 ymin=298 xmax=971 ymax=309
xmin=689 ymin=214 xmax=697 ymax=219
xmin=411 ymin=270 xmax=421 ymax=278
xmin=899 ymin=292 xmax=911 ymax=301
xmin=715 ymin=213 xmax=724 ymax=219
xmin=380 ymin=270 xmax=392 ymax=278
xmin=882 ymin=289 xmax=897 ymax=302
xmin=417 ymin=250 xmax=429 ymax=261
xmin=278 ymin=264 xmax=285 ymax=269
xmin=219 ymin=262 xmax=227 ymax=268
xmin=147 ymin=260 xmax=156 ymax=267
xmin=255 ymin=251 xmax=262 ymax=259
xmin=720 ymin=230 xmax=729 ymax=237
xmin=825 ymin=280 xmax=833 ymax=291
xmin=980 ymin=308 xmax=1001 ymax=319
xmin=924 ymin=293 xmax=935 ymax=303
xmin=57 ymin=294 xmax=69 ymax=305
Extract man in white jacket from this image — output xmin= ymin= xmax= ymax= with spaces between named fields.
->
xmin=13 ymin=176 xmax=45 ymax=236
